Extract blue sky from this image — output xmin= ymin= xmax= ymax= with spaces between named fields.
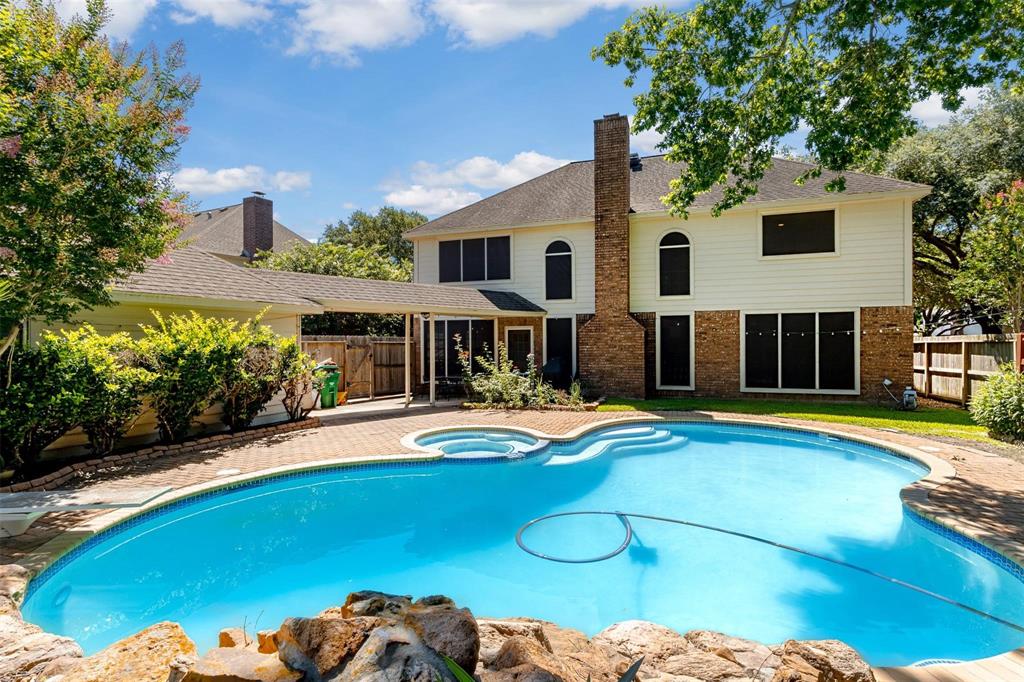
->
xmin=58 ymin=0 xmax=975 ymax=241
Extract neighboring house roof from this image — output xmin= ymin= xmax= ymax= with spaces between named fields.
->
xmin=112 ymin=247 xmax=322 ymax=311
xmin=180 ymin=203 xmax=309 ymax=257
xmin=249 ymin=269 xmax=545 ymax=317
xmin=404 ymin=155 xmax=931 ymax=237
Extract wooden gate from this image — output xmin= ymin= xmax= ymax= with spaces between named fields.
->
xmin=345 ymin=344 xmax=374 ymax=398
xmin=300 ymin=335 xmax=408 ymax=400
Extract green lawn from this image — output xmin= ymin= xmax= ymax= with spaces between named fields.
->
xmin=597 ymin=397 xmax=994 ymax=443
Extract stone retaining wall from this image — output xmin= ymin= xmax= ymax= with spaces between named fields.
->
xmin=1 ymin=418 xmax=320 ymax=494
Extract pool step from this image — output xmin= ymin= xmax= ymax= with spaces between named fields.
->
xmin=544 ymin=427 xmax=675 ymax=466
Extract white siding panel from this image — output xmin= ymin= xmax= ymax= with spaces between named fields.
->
xmin=630 ymin=199 xmax=908 ymax=313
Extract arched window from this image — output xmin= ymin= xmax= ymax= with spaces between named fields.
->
xmin=659 ymin=232 xmax=691 ymax=296
xmin=545 ymin=240 xmax=573 ymax=300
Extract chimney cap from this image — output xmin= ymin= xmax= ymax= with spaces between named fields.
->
xmin=603 ymin=113 xmax=623 ymax=119
xmin=250 ymin=190 xmax=266 ymax=197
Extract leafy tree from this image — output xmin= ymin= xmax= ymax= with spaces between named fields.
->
xmin=594 ymin=2 xmax=1021 ymax=216
xmin=0 ymin=0 xmax=197 ymax=358
xmin=322 ymin=206 xmax=424 ymax=263
xmin=251 ymin=242 xmax=412 ymax=336
xmin=953 ymin=181 xmax=1024 ymax=333
xmin=864 ymin=88 xmax=1024 ymax=333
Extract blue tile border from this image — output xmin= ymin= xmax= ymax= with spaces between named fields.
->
xmin=23 ymin=418 xmax=1023 ymax=604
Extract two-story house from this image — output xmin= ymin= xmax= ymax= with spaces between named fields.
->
xmin=404 ymin=114 xmax=930 ymax=400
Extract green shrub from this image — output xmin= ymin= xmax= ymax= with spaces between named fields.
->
xmin=280 ymin=339 xmax=320 ymax=421
xmin=970 ymin=365 xmax=1024 ymax=441
xmin=40 ymin=327 xmax=154 ymax=456
xmin=0 ymin=344 xmax=86 ymax=470
xmin=136 ymin=311 xmax=236 ymax=443
xmin=218 ymin=319 xmax=288 ymax=431
xmin=456 ymin=338 xmax=579 ymax=409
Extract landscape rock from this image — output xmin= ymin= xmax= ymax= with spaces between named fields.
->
xmin=39 ymin=621 xmax=194 ymax=682
xmin=183 ymin=647 xmax=300 ymax=682
xmin=686 ymin=630 xmax=781 ymax=680
xmin=477 ymin=620 xmax=552 ymax=667
xmin=593 ymin=620 xmax=692 ymax=671
xmin=0 ymin=565 xmax=29 ymax=603
xmin=403 ymin=597 xmax=479 ymax=672
xmin=0 ymin=613 xmax=83 ymax=679
xmin=339 ymin=591 xmax=413 ymax=619
xmin=771 ymin=640 xmax=874 ymax=682
xmin=490 ymin=635 xmax=572 ymax=681
xmin=275 ymin=615 xmax=385 ymax=679
xmin=257 ymin=630 xmax=277 ymax=654
xmin=219 ymin=628 xmax=251 ymax=649
xmin=531 ymin=619 xmax=621 ymax=681
xmin=333 ymin=625 xmax=456 ymax=681
xmin=656 ymin=650 xmax=751 ymax=681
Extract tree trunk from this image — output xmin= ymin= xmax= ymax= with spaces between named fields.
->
xmin=0 ymin=322 xmax=20 ymax=358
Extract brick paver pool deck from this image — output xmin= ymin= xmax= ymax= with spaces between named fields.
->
xmin=3 ymin=403 xmax=1023 ymax=681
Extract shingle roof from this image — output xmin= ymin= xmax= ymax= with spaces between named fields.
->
xmin=113 ymin=247 xmax=321 ymax=309
xmin=248 ymin=269 xmax=545 ymax=316
xmin=180 ymin=203 xmax=309 ymax=257
xmin=404 ymin=155 xmax=930 ymax=237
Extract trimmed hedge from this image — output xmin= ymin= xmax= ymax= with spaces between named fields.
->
xmin=970 ymin=365 xmax=1024 ymax=441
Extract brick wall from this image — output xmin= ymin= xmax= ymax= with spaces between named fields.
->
xmin=242 ymin=195 xmax=273 ymax=259
xmin=577 ymin=113 xmax=646 ymax=398
xmin=860 ymin=305 xmax=914 ymax=400
xmin=496 ymin=316 xmax=544 ymax=362
xmin=694 ymin=310 xmax=742 ymax=397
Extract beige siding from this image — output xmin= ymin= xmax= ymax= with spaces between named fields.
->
xmin=629 ymin=198 xmax=911 ymax=313
xmin=27 ymin=302 xmax=302 ymax=458
xmin=412 ymin=224 xmax=597 ymax=317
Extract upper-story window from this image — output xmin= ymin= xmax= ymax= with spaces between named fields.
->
xmin=545 ymin=240 xmax=573 ymax=300
xmin=439 ymin=235 xmax=511 ymax=283
xmin=658 ymin=232 xmax=691 ymax=296
xmin=761 ymin=210 xmax=836 ymax=256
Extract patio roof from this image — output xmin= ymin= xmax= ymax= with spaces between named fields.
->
xmin=248 ymin=268 xmax=545 ymax=317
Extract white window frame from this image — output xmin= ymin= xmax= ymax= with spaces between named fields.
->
xmin=543 ymin=238 xmax=576 ymax=302
xmin=655 ymin=229 xmax=694 ymax=300
xmin=757 ymin=206 xmax=841 ymax=261
xmin=504 ymin=326 xmax=534 ymax=371
xmin=739 ymin=308 xmax=860 ymax=395
xmin=542 ymin=316 xmax=577 ymax=377
xmin=655 ymin=312 xmax=695 ymax=391
xmin=437 ymin=234 xmax=514 ymax=284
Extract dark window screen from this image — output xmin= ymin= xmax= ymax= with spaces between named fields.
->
xmin=819 ymin=312 xmax=856 ymax=389
xmin=545 ymin=318 xmax=573 ymax=387
xmin=446 ymin=320 xmax=469 ymax=378
xmin=461 ymin=239 xmax=485 ymax=281
xmin=506 ymin=329 xmax=531 ymax=372
xmin=438 ymin=241 xmax=461 ymax=282
xmin=761 ymin=210 xmax=835 ymax=256
xmin=745 ymin=314 xmax=779 ymax=389
xmin=470 ymin=319 xmax=495 ymax=374
xmin=545 ymin=254 xmax=572 ymax=299
xmin=421 ymin=320 xmax=429 ymax=382
xmin=781 ymin=313 xmax=816 ymax=389
xmin=659 ymin=315 xmax=691 ymax=387
xmin=486 ymin=236 xmax=511 ymax=280
xmin=659 ymin=243 xmax=690 ymax=296
xmin=433 ymin=320 xmax=446 ymax=378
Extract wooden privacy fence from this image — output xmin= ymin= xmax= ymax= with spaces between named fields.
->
xmin=301 ymin=335 xmax=408 ymax=399
xmin=913 ymin=334 xmax=1022 ymax=405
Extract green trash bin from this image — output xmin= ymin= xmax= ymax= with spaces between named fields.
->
xmin=316 ymin=362 xmax=340 ymax=409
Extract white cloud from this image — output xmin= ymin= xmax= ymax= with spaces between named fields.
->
xmin=342 ymin=201 xmax=358 ymax=209
xmin=911 ymin=87 xmax=984 ymax=127
xmin=287 ymin=0 xmax=426 ymax=65
xmin=630 ymin=128 xmax=664 ymax=155
xmin=170 ymin=0 xmax=272 ymax=27
xmin=384 ymin=185 xmax=483 ymax=215
xmin=54 ymin=0 xmax=157 ymax=39
xmin=173 ymin=165 xmax=313 ymax=196
xmin=431 ymin=1 xmax=687 ymax=47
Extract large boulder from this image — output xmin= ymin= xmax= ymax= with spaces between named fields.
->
xmin=477 ymin=620 xmax=552 ymax=668
xmin=333 ymin=625 xmax=456 ymax=682
xmin=0 ymin=565 xmax=29 ymax=605
xmin=0 ymin=613 xmax=83 ymax=679
xmin=686 ymin=630 xmax=781 ymax=681
xmin=275 ymin=615 xmax=386 ymax=680
xmin=403 ymin=597 xmax=479 ymax=672
xmin=485 ymin=619 xmax=619 ymax=682
xmin=183 ymin=647 xmax=300 ymax=682
xmin=40 ymin=621 xmax=194 ymax=682
xmin=654 ymin=650 xmax=751 ymax=681
xmin=489 ymin=635 xmax=572 ymax=681
xmin=339 ymin=591 xmax=413 ymax=619
xmin=771 ymin=640 xmax=874 ymax=682
xmin=593 ymin=620 xmax=692 ymax=671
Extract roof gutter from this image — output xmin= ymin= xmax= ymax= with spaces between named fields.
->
xmin=111 ymin=290 xmax=325 ymax=315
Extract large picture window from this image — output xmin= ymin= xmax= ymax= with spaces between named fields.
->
xmin=438 ymin=236 xmax=511 ymax=282
xmin=657 ymin=315 xmax=692 ymax=389
xmin=421 ymin=318 xmax=496 ymax=381
xmin=743 ymin=311 xmax=856 ymax=392
xmin=761 ymin=210 xmax=835 ymax=256
xmin=545 ymin=240 xmax=573 ymax=300
xmin=658 ymin=232 xmax=691 ymax=296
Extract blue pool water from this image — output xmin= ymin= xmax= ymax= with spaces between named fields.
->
xmin=21 ymin=423 xmax=1024 ymax=665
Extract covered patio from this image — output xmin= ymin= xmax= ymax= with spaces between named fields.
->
xmin=248 ymin=269 xmax=546 ymax=406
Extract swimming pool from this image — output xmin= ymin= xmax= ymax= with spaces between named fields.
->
xmin=21 ymin=422 xmax=1024 ymax=665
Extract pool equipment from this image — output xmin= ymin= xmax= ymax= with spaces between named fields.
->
xmin=882 ymin=378 xmax=918 ymax=410
xmin=516 ymin=510 xmax=1024 ymax=636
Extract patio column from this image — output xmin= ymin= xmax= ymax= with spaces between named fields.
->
xmin=428 ymin=313 xmax=436 ymax=407
xmin=404 ymin=313 xmax=412 ymax=408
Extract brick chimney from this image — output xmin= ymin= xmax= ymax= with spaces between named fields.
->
xmin=577 ymin=114 xmax=646 ymax=398
xmin=242 ymin=192 xmax=273 ymax=260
